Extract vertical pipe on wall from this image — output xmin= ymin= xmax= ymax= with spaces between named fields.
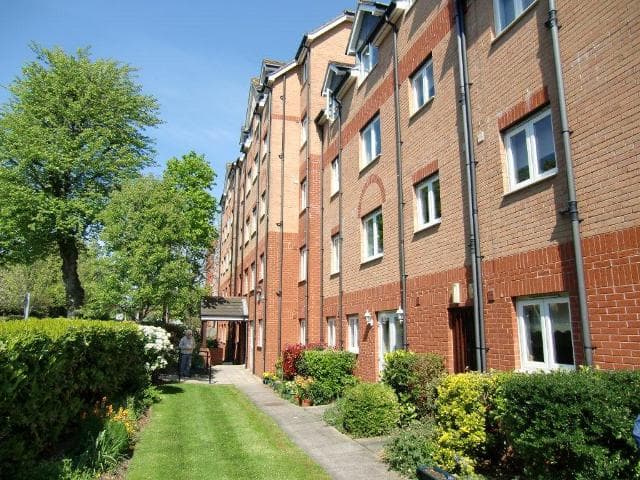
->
xmin=252 ymin=111 xmax=262 ymax=375
xmin=318 ymin=119 xmax=325 ymax=344
xmin=336 ymin=98 xmax=344 ymax=351
xmin=262 ymin=85 xmax=273 ymax=372
xmin=277 ymin=75 xmax=287 ymax=355
xmin=304 ymin=49 xmax=311 ymax=345
xmin=547 ymin=0 xmax=592 ymax=366
xmin=454 ymin=0 xmax=487 ymax=372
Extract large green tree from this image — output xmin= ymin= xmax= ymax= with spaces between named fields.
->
xmin=98 ymin=152 xmax=217 ymax=321
xmin=0 ymin=45 xmax=160 ymax=312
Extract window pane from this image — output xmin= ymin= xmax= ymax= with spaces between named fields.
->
xmin=373 ymin=118 xmax=381 ymax=158
xmin=371 ymin=45 xmax=378 ymax=68
xmin=426 ymin=62 xmax=435 ymax=99
xmin=523 ymin=304 xmax=544 ymax=362
xmin=510 ymin=129 xmax=530 ymax=183
xmin=549 ymin=302 xmax=574 ymax=365
xmin=413 ymin=73 xmax=425 ymax=108
xmin=499 ymin=0 xmax=516 ymax=29
xmin=364 ymin=128 xmax=373 ymax=163
xmin=376 ymin=213 xmax=384 ymax=253
xmin=366 ymin=218 xmax=374 ymax=257
xmin=433 ymin=179 xmax=441 ymax=219
xmin=420 ymin=185 xmax=430 ymax=224
xmin=395 ymin=319 xmax=404 ymax=351
xmin=533 ymin=115 xmax=556 ymax=173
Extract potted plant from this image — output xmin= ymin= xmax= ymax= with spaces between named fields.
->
xmin=294 ymin=375 xmax=314 ymax=407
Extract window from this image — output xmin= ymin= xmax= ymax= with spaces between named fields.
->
xmin=250 ymin=262 xmax=256 ymax=292
xmin=299 ymin=319 xmax=307 ymax=345
xmin=358 ymin=43 xmax=378 ymax=80
xmin=260 ymin=191 xmax=266 ymax=218
xmin=327 ymin=317 xmax=336 ymax=348
xmin=330 ymin=234 xmax=340 ymax=274
xmin=362 ymin=208 xmax=383 ymax=261
xmin=415 ymin=173 xmax=441 ymax=230
xmin=243 ymin=270 xmax=248 ymax=294
xmin=251 ymin=207 xmax=257 ymax=236
xmin=348 ymin=315 xmax=359 ymax=353
xmin=259 ymin=254 xmax=264 ymax=281
xmin=331 ymin=157 xmax=340 ymax=195
xmin=360 ymin=115 xmax=381 ymax=168
xmin=299 ymin=246 xmax=307 ymax=282
xmin=517 ymin=296 xmax=574 ymax=371
xmin=257 ymin=319 xmax=264 ymax=348
xmin=411 ymin=58 xmax=435 ymax=112
xmin=246 ymin=167 xmax=252 ymax=193
xmin=378 ymin=311 xmax=404 ymax=372
xmin=300 ymin=115 xmax=308 ymax=147
xmin=504 ymin=109 xmax=556 ymax=191
xmin=302 ymin=58 xmax=308 ymax=84
xmin=244 ymin=218 xmax=250 ymax=244
xmin=300 ymin=178 xmax=307 ymax=211
xmin=494 ymin=0 xmax=535 ymax=33
xmin=262 ymin=135 xmax=268 ymax=158
xmin=252 ymin=154 xmax=259 ymax=183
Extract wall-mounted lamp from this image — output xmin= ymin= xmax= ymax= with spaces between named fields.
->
xmin=256 ymin=287 xmax=264 ymax=303
xmin=364 ymin=309 xmax=373 ymax=326
xmin=396 ymin=306 xmax=404 ymax=323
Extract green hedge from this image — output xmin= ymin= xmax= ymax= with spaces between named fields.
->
xmin=341 ymin=383 xmax=401 ymax=437
xmin=296 ymin=349 xmax=357 ymax=404
xmin=0 ymin=319 xmax=148 ymax=474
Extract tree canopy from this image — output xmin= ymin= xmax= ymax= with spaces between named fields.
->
xmin=0 ymin=45 xmax=161 ymax=312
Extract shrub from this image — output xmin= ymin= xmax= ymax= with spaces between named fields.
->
xmin=384 ymin=420 xmax=439 ymax=478
xmin=495 ymin=369 xmax=640 ymax=480
xmin=296 ymin=349 xmax=357 ymax=404
xmin=0 ymin=319 xmax=149 ymax=475
xmin=282 ymin=344 xmax=306 ymax=379
xmin=139 ymin=324 xmax=173 ymax=374
xmin=323 ymin=397 xmax=347 ymax=433
xmin=341 ymin=383 xmax=401 ymax=437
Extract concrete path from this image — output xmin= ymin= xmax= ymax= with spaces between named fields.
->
xmin=206 ymin=364 xmax=404 ymax=480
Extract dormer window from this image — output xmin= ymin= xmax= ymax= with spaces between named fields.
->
xmin=358 ymin=43 xmax=378 ymax=80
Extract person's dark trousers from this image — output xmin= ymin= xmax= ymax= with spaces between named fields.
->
xmin=180 ymin=353 xmax=192 ymax=377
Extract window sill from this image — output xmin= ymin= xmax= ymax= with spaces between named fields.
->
xmin=504 ymin=170 xmax=557 ymax=197
xmin=330 ymin=189 xmax=339 ymax=200
xmin=298 ymin=279 xmax=307 ymax=286
xmin=329 ymin=270 xmax=340 ymax=277
xmin=361 ymin=253 xmax=383 ymax=265
xmin=414 ymin=218 xmax=441 ymax=234
xmin=348 ymin=347 xmax=359 ymax=354
xmin=492 ymin=1 xmax=538 ymax=45
xmin=409 ymin=95 xmax=435 ymax=120
xmin=357 ymin=66 xmax=376 ymax=89
xmin=300 ymin=140 xmax=307 ymax=151
xmin=359 ymin=154 xmax=381 ymax=174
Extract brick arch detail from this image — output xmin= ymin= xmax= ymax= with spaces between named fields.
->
xmin=357 ymin=174 xmax=386 ymax=218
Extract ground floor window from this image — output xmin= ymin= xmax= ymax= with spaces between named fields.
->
xmin=517 ymin=296 xmax=574 ymax=371
xmin=348 ymin=315 xmax=359 ymax=353
xmin=326 ymin=317 xmax=336 ymax=348
xmin=299 ymin=319 xmax=306 ymax=345
xmin=378 ymin=310 xmax=404 ymax=373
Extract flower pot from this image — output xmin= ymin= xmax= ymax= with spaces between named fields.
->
xmin=302 ymin=398 xmax=313 ymax=407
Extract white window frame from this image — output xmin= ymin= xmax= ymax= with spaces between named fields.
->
xmin=251 ymin=207 xmax=257 ymax=236
xmin=260 ymin=191 xmax=266 ymax=219
xmin=348 ymin=315 xmax=359 ymax=353
xmin=330 ymin=234 xmax=340 ymax=274
xmin=300 ymin=115 xmax=308 ymax=147
xmin=246 ymin=167 xmax=252 ymax=193
xmin=494 ymin=0 xmax=535 ymax=34
xmin=244 ymin=219 xmax=250 ymax=245
xmin=358 ymin=43 xmax=378 ymax=81
xmin=410 ymin=58 xmax=435 ymax=113
xmin=378 ymin=310 xmax=404 ymax=373
xmin=299 ymin=319 xmax=307 ymax=345
xmin=300 ymin=178 xmax=307 ymax=211
xmin=331 ymin=157 xmax=340 ymax=195
xmin=250 ymin=262 xmax=256 ymax=292
xmin=257 ymin=319 xmax=264 ymax=348
xmin=504 ymin=108 xmax=557 ymax=192
xmin=360 ymin=115 xmax=381 ymax=169
xmin=252 ymin=155 xmax=259 ymax=183
xmin=302 ymin=57 xmax=309 ymax=85
xmin=262 ymin=135 xmax=268 ymax=159
xmin=517 ymin=296 xmax=575 ymax=372
xmin=414 ymin=173 xmax=441 ymax=231
xmin=362 ymin=208 xmax=383 ymax=262
xmin=327 ymin=317 xmax=336 ymax=348
xmin=299 ymin=246 xmax=307 ymax=282
xmin=259 ymin=254 xmax=264 ymax=281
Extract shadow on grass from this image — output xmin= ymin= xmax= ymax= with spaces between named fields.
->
xmin=157 ymin=384 xmax=185 ymax=395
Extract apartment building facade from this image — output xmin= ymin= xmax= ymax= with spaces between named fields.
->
xmin=211 ymin=0 xmax=640 ymax=380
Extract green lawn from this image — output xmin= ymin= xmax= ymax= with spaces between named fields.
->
xmin=126 ymin=384 xmax=330 ymax=480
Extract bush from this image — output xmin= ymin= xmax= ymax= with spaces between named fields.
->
xmin=495 ymin=369 xmax=640 ymax=480
xmin=296 ymin=349 xmax=357 ymax=404
xmin=384 ymin=420 xmax=439 ymax=478
xmin=282 ymin=344 xmax=306 ymax=379
xmin=341 ymin=383 xmax=401 ymax=437
xmin=0 ymin=319 xmax=149 ymax=475
xmin=323 ymin=397 xmax=347 ymax=433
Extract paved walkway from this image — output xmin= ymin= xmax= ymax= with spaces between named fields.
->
xmin=198 ymin=364 xmax=403 ymax=480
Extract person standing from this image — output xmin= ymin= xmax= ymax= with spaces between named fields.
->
xmin=178 ymin=329 xmax=195 ymax=377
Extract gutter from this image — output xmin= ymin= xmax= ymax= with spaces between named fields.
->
xmin=547 ymin=0 xmax=593 ymax=365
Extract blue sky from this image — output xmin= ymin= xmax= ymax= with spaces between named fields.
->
xmin=0 ymin=0 xmax=352 ymax=199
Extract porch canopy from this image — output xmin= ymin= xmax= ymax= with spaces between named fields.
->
xmin=200 ymin=296 xmax=248 ymax=322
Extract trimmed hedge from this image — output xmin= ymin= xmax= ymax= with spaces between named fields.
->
xmin=0 ymin=319 xmax=149 ymax=474
xmin=296 ymin=349 xmax=357 ymax=404
xmin=341 ymin=383 xmax=401 ymax=437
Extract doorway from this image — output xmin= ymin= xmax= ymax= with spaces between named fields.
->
xmin=450 ymin=307 xmax=478 ymax=373
xmin=378 ymin=311 xmax=404 ymax=374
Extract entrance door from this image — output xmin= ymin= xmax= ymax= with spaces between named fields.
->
xmin=378 ymin=311 xmax=404 ymax=374
xmin=450 ymin=307 xmax=478 ymax=373
xmin=247 ymin=321 xmax=254 ymax=370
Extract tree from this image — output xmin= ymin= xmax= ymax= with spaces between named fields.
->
xmin=98 ymin=152 xmax=217 ymax=321
xmin=0 ymin=45 xmax=160 ymax=313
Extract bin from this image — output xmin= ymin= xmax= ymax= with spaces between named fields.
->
xmin=416 ymin=465 xmax=456 ymax=480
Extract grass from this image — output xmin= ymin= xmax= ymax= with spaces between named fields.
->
xmin=126 ymin=384 xmax=331 ymax=480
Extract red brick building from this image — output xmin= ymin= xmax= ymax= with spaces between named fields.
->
xmin=210 ymin=0 xmax=640 ymax=381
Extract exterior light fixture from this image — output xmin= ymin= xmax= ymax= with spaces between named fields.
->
xmin=396 ymin=306 xmax=405 ymax=323
xmin=364 ymin=309 xmax=373 ymax=326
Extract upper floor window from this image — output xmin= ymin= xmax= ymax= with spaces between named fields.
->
xmin=250 ymin=262 xmax=256 ymax=291
xmin=246 ymin=167 xmax=252 ymax=193
xmin=504 ymin=108 xmax=556 ymax=191
xmin=494 ymin=0 xmax=535 ymax=34
xmin=300 ymin=178 xmax=307 ymax=211
xmin=411 ymin=58 xmax=435 ymax=113
xmin=301 ymin=115 xmax=308 ymax=147
xmin=331 ymin=157 xmax=340 ymax=195
xmin=262 ymin=136 xmax=269 ymax=158
xmin=299 ymin=246 xmax=307 ymax=282
xmin=517 ymin=296 xmax=574 ymax=371
xmin=358 ymin=43 xmax=378 ymax=80
xmin=415 ymin=173 xmax=441 ymax=231
xmin=302 ymin=58 xmax=309 ymax=85
xmin=252 ymin=154 xmax=259 ymax=183
xmin=360 ymin=115 xmax=381 ymax=169
xmin=251 ymin=206 xmax=257 ymax=236
xmin=260 ymin=191 xmax=266 ymax=218
xmin=362 ymin=208 xmax=383 ymax=262
xmin=327 ymin=317 xmax=336 ymax=348
xmin=259 ymin=254 xmax=264 ymax=281
xmin=330 ymin=234 xmax=340 ymax=274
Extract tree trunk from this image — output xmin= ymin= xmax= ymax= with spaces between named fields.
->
xmin=58 ymin=236 xmax=85 ymax=315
